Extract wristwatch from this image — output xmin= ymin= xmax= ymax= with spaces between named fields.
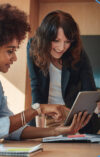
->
xmin=31 ymin=103 xmax=41 ymax=115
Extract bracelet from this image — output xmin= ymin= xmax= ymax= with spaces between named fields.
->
xmin=23 ymin=111 xmax=26 ymax=125
xmin=21 ymin=111 xmax=26 ymax=126
xmin=21 ymin=112 xmax=23 ymax=126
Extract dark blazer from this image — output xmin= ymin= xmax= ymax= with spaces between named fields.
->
xmin=27 ymin=39 xmax=100 ymax=134
xmin=27 ymin=39 xmax=96 ymax=108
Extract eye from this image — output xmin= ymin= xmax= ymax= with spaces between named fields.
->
xmin=53 ymin=39 xmax=59 ymax=42
xmin=7 ymin=48 xmax=16 ymax=54
xmin=7 ymin=50 xmax=13 ymax=54
xmin=65 ymin=40 xmax=71 ymax=44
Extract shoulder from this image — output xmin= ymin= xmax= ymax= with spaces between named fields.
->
xmin=27 ymin=37 xmax=33 ymax=50
xmin=78 ymin=49 xmax=93 ymax=71
xmin=27 ymin=37 xmax=34 ymax=59
xmin=80 ymin=49 xmax=90 ymax=60
xmin=0 ymin=81 xmax=4 ymax=105
xmin=71 ymin=49 xmax=91 ymax=70
xmin=0 ymin=81 xmax=3 ymax=95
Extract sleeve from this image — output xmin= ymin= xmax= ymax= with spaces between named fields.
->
xmin=0 ymin=82 xmax=13 ymax=139
xmin=80 ymin=50 xmax=96 ymax=91
xmin=5 ymin=125 xmax=27 ymax=141
xmin=27 ymin=39 xmax=42 ymax=104
xmin=0 ymin=117 xmax=10 ymax=139
xmin=0 ymin=82 xmax=27 ymax=140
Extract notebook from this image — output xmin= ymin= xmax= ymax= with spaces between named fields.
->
xmin=0 ymin=143 xmax=43 ymax=156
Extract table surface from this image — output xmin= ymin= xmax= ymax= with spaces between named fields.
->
xmin=0 ymin=139 xmax=100 ymax=157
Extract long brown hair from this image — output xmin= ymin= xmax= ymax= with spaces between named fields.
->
xmin=30 ymin=10 xmax=82 ymax=75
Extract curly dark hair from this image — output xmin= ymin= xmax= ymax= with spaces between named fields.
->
xmin=30 ymin=10 xmax=82 ymax=75
xmin=0 ymin=3 xmax=30 ymax=46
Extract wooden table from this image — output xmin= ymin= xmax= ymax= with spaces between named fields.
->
xmin=1 ymin=139 xmax=100 ymax=157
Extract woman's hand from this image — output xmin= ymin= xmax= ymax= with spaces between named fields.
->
xmin=41 ymin=104 xmax=70 ymax=122
xmin=54 ymin=111 xmax=92 ymax=135
xmin=68 ymin=111 xmax=92 ymax=134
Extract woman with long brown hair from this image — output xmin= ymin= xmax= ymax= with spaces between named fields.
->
xmin=27 ymin=10 xmax=100 ymax=133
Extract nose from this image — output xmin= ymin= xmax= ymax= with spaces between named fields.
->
xmin=57 ymin=42 xmax=65 ymax=51
xmin=11 ymin=52 xmax=17 ymax=62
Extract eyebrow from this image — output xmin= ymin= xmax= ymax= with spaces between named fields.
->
xmin=7 ymin=46 xmax=19 ymax=49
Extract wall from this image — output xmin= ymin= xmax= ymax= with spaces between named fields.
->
xmin=0 ymin=74 xmax=25 ymax=114
xmin=39 ymin=1 xmax=100 ymax=35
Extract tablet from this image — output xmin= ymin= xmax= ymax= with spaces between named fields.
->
xmin=64 ymin=91 xmax=100 ymax=126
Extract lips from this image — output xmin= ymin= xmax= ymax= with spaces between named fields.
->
xmin=55 ymin=51 xmax=64 ymax=56
xmin=54 ymin=49 xmax=64 ymax=54
xmin=6 ymin=64 xmax=10 ymax=69
xmin=56 ymin=51 xmax=63 ymax=53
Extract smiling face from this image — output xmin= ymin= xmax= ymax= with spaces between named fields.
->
xmin=0 ymin=39 xmax=19 ymax=73
xmin=50 ymin=27 xmax=71 ymax=59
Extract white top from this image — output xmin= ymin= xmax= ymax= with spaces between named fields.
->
xmin=48 ymin=63 xmax=64 ymax=105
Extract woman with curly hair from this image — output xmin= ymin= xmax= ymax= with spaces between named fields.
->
xmin=27 ymin=10 xmax=100 ymax=133
xmin=0 ymin=4 xmax=91 ymax=140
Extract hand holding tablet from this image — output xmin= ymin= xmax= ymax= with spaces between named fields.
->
xmin=64 ymin=91 xmax=100 ymax=126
